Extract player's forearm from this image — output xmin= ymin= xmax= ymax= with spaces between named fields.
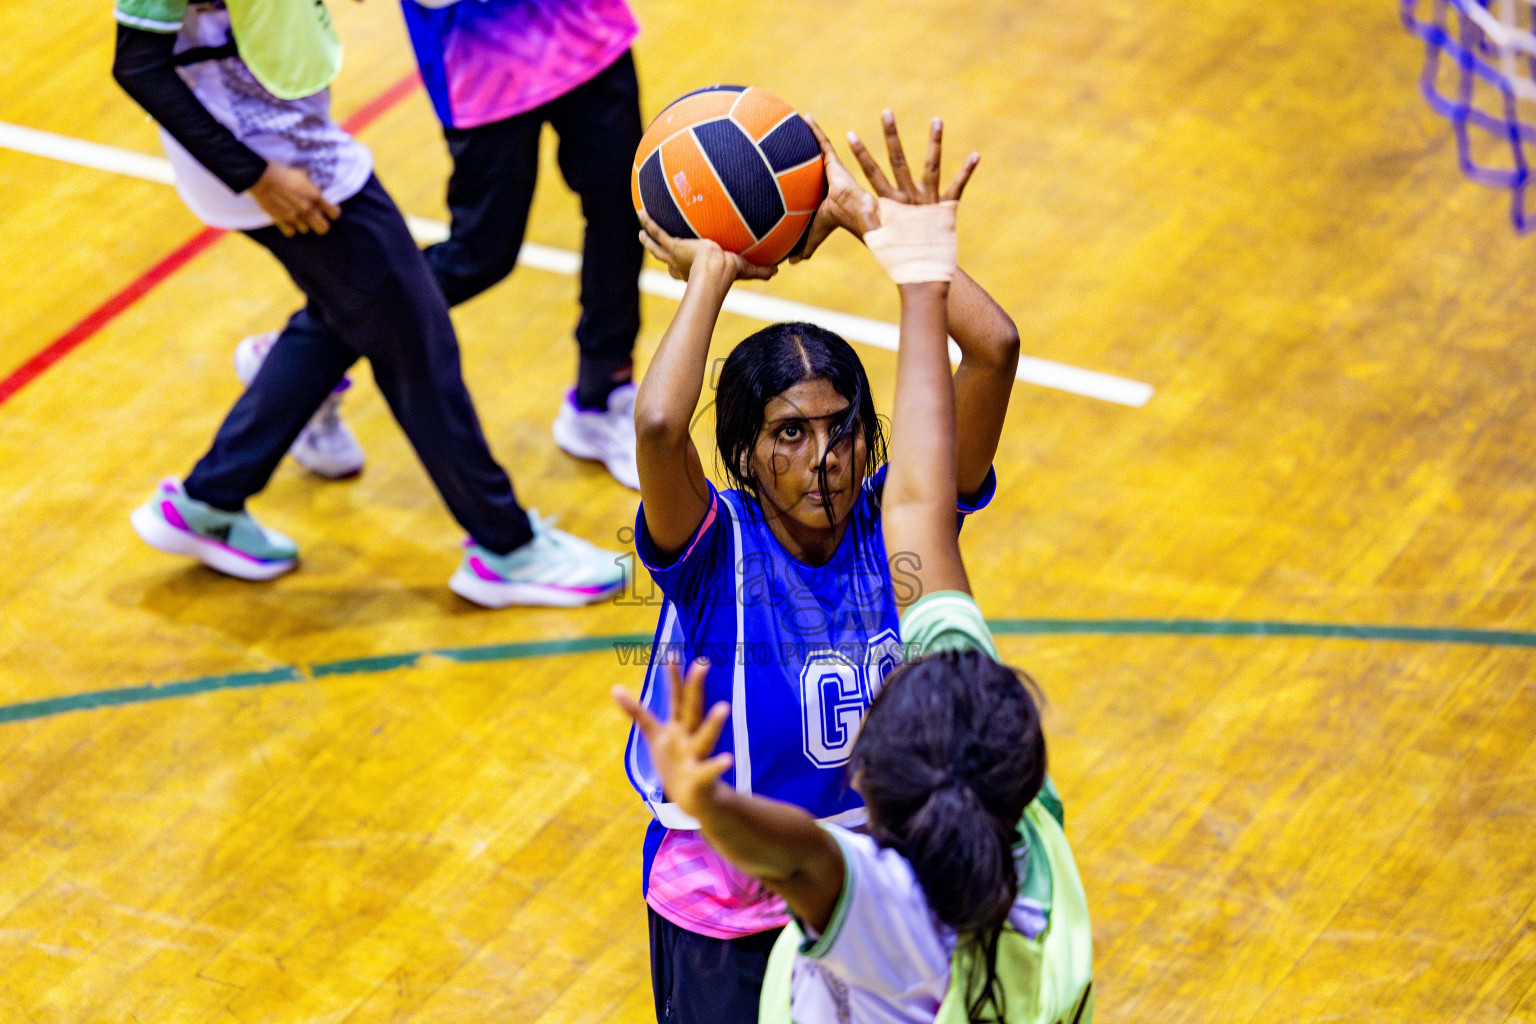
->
xmin=112 ymin=24 xmax=267 ymax=194
xmin=634 ymin=269 xmax=731 ymax=446
xmin=886 ymin=282 xmax=973 ymax=601
xmin=887 ymin=283 xmax=958 ymax=513
xmin=948 ymin=269 xmax=1020 ymax=372
xmin=948 ymin=269 xmax=1018 ymax=499
xmin=690 ymin=783 xmax=830 ymax=884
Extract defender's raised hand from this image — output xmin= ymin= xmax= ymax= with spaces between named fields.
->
xmin=847 ymin=110 xmax=978 ymax=208
xmin=613 ymin=658 xmax=734 ymax=819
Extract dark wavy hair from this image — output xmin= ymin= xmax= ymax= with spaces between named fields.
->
xmin=713 ymin=322 xmax=887 ymax=525
xmin=850 ymin=651 xmax=1048 ymax=1023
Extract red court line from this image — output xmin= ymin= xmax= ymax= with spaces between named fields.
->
xmin=341 ymin=70 xmax=423 ymax=136
xmin=0 ymin=70 xmax=424 ymax=409
xmin=0 ymin=226 xmax=225 ymax=406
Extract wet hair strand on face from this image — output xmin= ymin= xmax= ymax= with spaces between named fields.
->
xmin=714 ymin=322 xmax=887 ymax=523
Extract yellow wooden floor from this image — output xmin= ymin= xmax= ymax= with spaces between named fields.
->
xmin=2 ymin=0 xmax=1535 ymax=1021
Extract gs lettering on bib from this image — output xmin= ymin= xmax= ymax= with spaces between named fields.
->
xmin=626 ymin=465 xmax=996 ymax=936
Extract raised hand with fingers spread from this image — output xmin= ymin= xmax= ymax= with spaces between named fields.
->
xmin=847 ymin=109 xmax=979 ymax=209
xmin=793 ymin=112 xmax=980 ymax=262
xmin=614 ymin=659 xmax=734 ymax=820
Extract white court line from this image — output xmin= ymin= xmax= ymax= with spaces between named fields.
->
xmin=1 ymin=121 xmax=1154 ymax=407
xmin=0 ymin=122 xmax=177 ymax=184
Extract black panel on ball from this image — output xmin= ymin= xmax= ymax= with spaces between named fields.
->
xmin=638 ymin=150 xmax=696 ymax=240
xmin=759 ymin=117 xmax=820 ymax=173
xmin=693 ymin=119 xmax=784 ymax=240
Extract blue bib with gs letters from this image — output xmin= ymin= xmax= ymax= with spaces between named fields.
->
xmin=624 ymin=464 xmax=996 ymax=883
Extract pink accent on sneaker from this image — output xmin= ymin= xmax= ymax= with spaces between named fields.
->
xmin=156 ymin=495 xmax=283 ymax=567
xmin=566 ymin=581 xmax=618 ymax=595
xmin=214 ymin=539 xmax=272 ymax=565
xmin=468 ymin=550 xmax=618 ymax=594
xmin=160 ymin=500 xmax=190 ymax=531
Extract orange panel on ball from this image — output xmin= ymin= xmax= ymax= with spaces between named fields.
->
xmin=742 ymin=210 xmax=813 ymax=266
xmin=660 ymin=132 xmax=757 ymax=253
xmin=639 ymin=90 xmax=742 ymax=156
xmin=775 ymin=159 xmax=828 ymax=213
xmin=729 ymin=87 xmax=796 ymax=142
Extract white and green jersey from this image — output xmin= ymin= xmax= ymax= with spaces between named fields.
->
xmin=113 ymin=0 xmax=370 ymax=230
xmin=761 ymin=591 xmax=1095 ymax=1024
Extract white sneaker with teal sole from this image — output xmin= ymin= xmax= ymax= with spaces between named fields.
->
xmin=235 ymin=331 xmax=366 ymax=479
xmin=449 ymin=512 xmax=626 ymax=608
xmin=552 ymin=382 xmax=639 ymax=491
xmin=130 ymin=478 xmax=298 ymax=581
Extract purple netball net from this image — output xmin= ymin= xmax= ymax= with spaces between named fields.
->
xmin=1402 ymin=0 xmax=1536 ymax=230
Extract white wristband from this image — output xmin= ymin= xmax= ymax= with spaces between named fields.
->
xmin=863 ymin=198 xmax=957 ymax=284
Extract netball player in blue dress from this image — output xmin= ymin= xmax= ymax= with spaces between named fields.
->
xmin=626 ymin=113 xmax=1020 ymax=1023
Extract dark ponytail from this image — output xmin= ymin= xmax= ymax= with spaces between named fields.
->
xmin=851 ymin=650 xmax=1047 ymax=1022
xmin=895 ymin=782 xmax=1018 ymax=934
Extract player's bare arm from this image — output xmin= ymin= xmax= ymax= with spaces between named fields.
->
xmin=833 ymin=113 xmax=1012 ymax=500
xmin=613 ymin=659 xmax=845 ymax=933
xmin=634 ymin=212 xmax=774 ymax=555
xmin=859 ymin=116 xmax=974 ymax=606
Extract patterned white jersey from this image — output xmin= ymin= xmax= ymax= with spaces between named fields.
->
xmin=114 ymin=0 xmax=372 ymax=229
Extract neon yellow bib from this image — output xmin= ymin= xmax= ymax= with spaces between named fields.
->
xmin=228 ymin=0 xmax=343 ymax=100
xmin=931 ymin=803 xmax=1094 ymax=1024
xmin=760 ymin=798 xmax=1093 ymax=1024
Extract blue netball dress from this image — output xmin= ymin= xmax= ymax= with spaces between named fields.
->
xmin=625 ymin=465 xmax=995 ymax=938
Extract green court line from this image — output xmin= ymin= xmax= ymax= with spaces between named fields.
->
xmin=0 ymin=667 xmax=301 ymax=725
xmin=439 ymin=634 xmax=647 ymax=663
xmin=5 ymin=619 xmax=1536 ymax=726
xmin=988 ymin=619 xmax=1536 ymax=646
xmin=310 ymin=653 xmax=424 ymax=678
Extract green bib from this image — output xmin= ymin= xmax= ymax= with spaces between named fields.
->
xmin=931 ymin=801 xmax=1094 ymax=1024
xmin=761 ymin=793 xmax=1093 ymax=1024
xmin=227 ymin=0 xmax=343 ymax=100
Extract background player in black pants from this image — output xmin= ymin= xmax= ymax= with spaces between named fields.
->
xmin=115 ymin=0 xmax=625 ymax=608
xmin=242 ymin=0 xmax=647 ymax=490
